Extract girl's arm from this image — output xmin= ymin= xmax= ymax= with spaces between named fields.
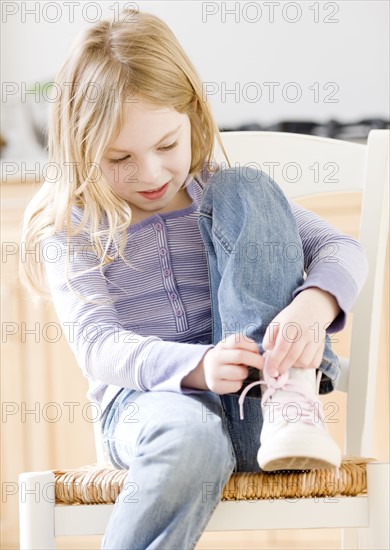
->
xmin=42 ymin=232 xmax=214 ymax=397
xmin=288 ymin=199 xmax=369 ymax=333
xmin=260 ymin=199 xmax=369 ymax=376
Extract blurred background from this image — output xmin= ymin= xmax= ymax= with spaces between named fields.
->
xmin=1 ymin=1 xmax=389 ymax=548
xmin=1 ymin=0 xmax=389 ymax=164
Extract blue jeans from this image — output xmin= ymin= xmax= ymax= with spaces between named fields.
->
xmin=100 ymin=167 xmax=340 ymax=549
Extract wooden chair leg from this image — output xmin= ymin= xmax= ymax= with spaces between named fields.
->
xmin=361 ymin=462 xmax=390 ymax=550
xmin=19 ymin=471 xmax=56 ymax=550
xmin=342 ymin=528 xmax=359 ymax=549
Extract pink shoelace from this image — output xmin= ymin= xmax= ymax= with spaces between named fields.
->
xmin=238 ymin=351 xmax=323 ymax=422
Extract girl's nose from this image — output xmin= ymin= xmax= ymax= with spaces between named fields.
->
xmin=137 ymin=157 xmax=162 ymax=187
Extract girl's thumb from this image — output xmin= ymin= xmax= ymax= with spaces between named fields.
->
xmin=263 ymin=323 xmax=279 ymax=351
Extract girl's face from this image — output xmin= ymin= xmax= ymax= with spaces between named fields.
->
xmin=101 ymin=99 xmax=192 ymax=221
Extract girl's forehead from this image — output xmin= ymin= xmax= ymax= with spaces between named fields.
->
xmin=116 ymin=101 xmax=184 ymax=136
xmin=108 ymin=105 xmax=190 ymax=152
xmin=124 ymin=99 xmax=177 ymax=117
xmin=121 ymin=100 xmax=188 ymax=129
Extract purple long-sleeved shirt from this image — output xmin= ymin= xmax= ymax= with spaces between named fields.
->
xmin=43 ymin=168 xmax=368 ymax=413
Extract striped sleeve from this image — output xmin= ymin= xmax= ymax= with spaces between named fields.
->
xmin=42 ymin=233 xmax=213 ymax=394
xmin=289 ymin=200 xmax=369 ymax=333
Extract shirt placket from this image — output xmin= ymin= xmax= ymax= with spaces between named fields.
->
xmin=153 ymin=219 xmax=189 ymax=333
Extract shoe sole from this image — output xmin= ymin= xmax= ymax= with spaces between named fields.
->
xmin=259 ymin=455 xmax=339 ymax=471
xmin=257 ymin=433 xmax=341 ymax=472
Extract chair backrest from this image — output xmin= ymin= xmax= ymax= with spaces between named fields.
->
xmin=213 ymin=130 xmax=389 ymax=458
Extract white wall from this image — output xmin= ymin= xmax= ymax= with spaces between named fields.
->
xmin=1 ymin=0 xmax=389 ymax=159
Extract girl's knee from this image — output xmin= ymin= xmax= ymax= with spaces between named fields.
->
xmin=106 ymin=392 xmax=234 ymax=476
xmin=144 ymin=411 xmax=232 ymax=470
xmin=170 ymin=419 xmax=234 ymax=485
xmin=205 ymin=165 xmax=287 ymax=210
xmin=209 ymin=165 xmax=266 ymax=187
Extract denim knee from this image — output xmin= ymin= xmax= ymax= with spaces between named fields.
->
xmin=200 ymin=166 xmax=300 ymax=257
xmin=201 ymin=165 xmax=289 ymax=216
xmin=104 ymin=391 xmax=235 ymax=486
xmin=137 ymin=405 xmax=235 ymax=482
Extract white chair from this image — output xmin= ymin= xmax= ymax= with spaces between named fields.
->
xmin=19 ymin=130 xmax=389 ymax=549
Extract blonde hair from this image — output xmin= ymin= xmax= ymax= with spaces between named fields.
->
xmin=19 ymin=8 xmax=230 ymax=299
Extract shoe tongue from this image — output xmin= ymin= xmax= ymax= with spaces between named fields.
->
xmin=287 ymin=367 xmax=317 ymax=393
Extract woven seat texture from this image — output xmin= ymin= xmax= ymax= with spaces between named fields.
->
xmin=54 ymin=456 xmax=374 ymax=505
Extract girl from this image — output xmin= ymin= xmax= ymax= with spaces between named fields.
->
xmin=20 ymin=8 xmax=368 ymax=549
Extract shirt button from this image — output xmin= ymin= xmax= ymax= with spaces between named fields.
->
xmin=170 ymin=292 xmax=178 ymax=300
xmin=159 ymin=248 xmax=167 ymax=256
xmin=163 ymin=268 xmax=171 ymax=277
xmin=154 ymin=222 xmax=163 ymax=231
xmin=176 ymin=309 xmax=183 ymax=317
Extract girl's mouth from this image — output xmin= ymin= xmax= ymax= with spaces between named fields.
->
xmin=138 ymin=181 xmax=170 ymax=200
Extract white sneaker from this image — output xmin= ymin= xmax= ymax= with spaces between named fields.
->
xmin=238 ymin=352 xmax=342 ymax=472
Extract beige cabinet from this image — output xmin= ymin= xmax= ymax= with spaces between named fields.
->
xmin=1 ymin=179 xmax=97 ymax=548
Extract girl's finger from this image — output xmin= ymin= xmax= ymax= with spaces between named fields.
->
xmin=221 ymin=349 xmax=264 ymax=370
xmin=217 ymin=364 xmax=249 ymax=381
xmin=263 ymin=322 xmax=279 ymax=351
xmin=294 ymin=346 xmax=323 ymax=370
xmin=265 ymin=334 xmax=294 ymax=375
xmin=277 ymin=344 xmax=307 ymax=374
xmin=221 ymin=333 xmax=260 ymax=353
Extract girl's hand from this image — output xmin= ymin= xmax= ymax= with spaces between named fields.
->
xmin=262 ymin=287 xmax=341 ymax=377
xmin=201 ymin=334 xmax=264 ymax=394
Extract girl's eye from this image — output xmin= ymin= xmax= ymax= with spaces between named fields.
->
xmin=159 ymin=141 xmax=178 ymax=152
xmin=109 ymin=142 xmax=178 ymax=164
xmin=110 ymin=155 xmax=130 ymax=164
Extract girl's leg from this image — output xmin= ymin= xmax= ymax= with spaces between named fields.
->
xmin=198 ymin=166 xmax=341 ymax=472
xmin=100 ymin=389 xmax=235 ymax=550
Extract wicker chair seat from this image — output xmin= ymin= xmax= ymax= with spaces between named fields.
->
xmin=54 ymin=456 xmax=374 ymax=506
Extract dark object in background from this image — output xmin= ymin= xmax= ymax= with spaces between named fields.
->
xmin=221 ymin=118 xmax=390 ymax=140
xmin=264 ymin=121 xmax=320 ymax=134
